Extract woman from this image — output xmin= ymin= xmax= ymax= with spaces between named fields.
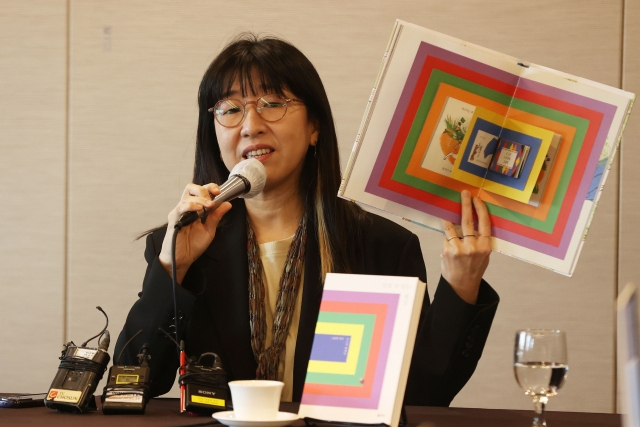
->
xmin=115 ymin=34 xmax=499 ymax=406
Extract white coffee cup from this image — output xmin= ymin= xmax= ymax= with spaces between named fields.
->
xmin=228 ymin=380 xmax=283 ymax=421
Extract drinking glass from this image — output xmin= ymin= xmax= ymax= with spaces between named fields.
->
xmin=514 ymin=329 xmax=568 ymax=426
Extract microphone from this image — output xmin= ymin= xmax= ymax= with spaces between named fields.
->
xmin=175 ymin=158 xmax=266 ymax=230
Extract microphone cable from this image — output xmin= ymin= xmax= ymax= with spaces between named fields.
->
xmin=80 ymin=306 xmax=109 ymax=347
xmin=170 ymin=158 xmax=267 ymax=350
xmin=171 ymin=227 xmax=180 ymax=356
xmin=57 ymin=332 xmax=110 ymax=377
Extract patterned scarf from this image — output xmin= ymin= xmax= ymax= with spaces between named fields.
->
xmin=247 ymin=214 xmax=307 ymax=380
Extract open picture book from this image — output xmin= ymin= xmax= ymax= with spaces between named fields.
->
xmin=338 ymin=20 xmax=635 ymax=276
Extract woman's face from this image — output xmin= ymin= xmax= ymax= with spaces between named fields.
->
xmin=214 ymin=78 xmax=318 ymax=195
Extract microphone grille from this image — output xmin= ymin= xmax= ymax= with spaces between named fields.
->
xmin=229 ymin=159 xmax=267 ymax=199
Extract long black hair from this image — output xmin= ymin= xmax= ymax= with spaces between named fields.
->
xmin=150 ymin=33 xmax=366 ymax=277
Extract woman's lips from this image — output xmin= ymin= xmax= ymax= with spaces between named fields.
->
xmin=243 ymin=147 xmax=274 ymax=160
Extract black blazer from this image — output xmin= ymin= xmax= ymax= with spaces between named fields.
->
xmin=115 ymin=200 xmax=499 ymax=406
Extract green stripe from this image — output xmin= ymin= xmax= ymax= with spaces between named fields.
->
xmin=390 ymin=68 xmax=588 ymax=233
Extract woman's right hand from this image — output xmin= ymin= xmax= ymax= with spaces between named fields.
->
xmin=159 ymin=183 xmax=232 ymax=284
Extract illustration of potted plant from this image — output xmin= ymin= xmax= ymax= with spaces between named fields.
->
xmin=440 ymin=116 xmax=467 ymax=164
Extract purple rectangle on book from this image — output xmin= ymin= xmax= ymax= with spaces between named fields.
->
xmin=310 ymin=334 xmax=351 ymax=363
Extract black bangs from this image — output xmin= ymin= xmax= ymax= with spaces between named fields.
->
xmin=218 ymin=53 xmax=287 ymax=99
xmin=200 ymin=35 xmax=305 ymax=109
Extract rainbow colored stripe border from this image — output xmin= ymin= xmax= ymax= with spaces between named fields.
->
xmin=364 ymin=41 xmax=616 ymax=259
xmin=301 ymin=290 xmax=399 ymax=409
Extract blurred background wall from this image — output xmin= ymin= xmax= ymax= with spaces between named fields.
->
xmin=1 ymin=0 xmax=638 ymax=413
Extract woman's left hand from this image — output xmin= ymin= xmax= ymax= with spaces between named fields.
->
xmin=441 ymin=190 xmax=492 ymax=304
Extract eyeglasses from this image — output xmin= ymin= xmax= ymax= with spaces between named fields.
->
xmin=208 ymin=94 xmax=303 ymax=128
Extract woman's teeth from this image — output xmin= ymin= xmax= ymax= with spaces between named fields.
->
xmin=245 ymin=148 xmax=273 ymax=158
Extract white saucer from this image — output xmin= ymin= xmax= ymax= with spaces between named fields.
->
xmin=213 ymin=410 xmax=299 ymax=427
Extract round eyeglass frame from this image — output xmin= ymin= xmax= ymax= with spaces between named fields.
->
xmin=208 ymin=94 xmax=304 ymax=128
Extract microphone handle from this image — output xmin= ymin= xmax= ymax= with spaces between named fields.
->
xmin=175 ymin=175 xmax=250 ymax=230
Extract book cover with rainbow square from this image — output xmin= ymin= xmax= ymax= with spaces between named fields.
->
xmin=298 ymin=273 xmax=425 ymax=427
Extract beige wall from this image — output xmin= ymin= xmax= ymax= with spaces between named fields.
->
xmin=618 ymin=0 xmax=640 ymax=413
xmin=0 ymin=0 xmax=68 ymax=393
xmin=1 ymin=0 xmax=637 ymax=413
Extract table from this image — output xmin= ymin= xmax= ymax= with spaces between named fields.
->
xmin=0 ymin=397 xmax=622 ymax=427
